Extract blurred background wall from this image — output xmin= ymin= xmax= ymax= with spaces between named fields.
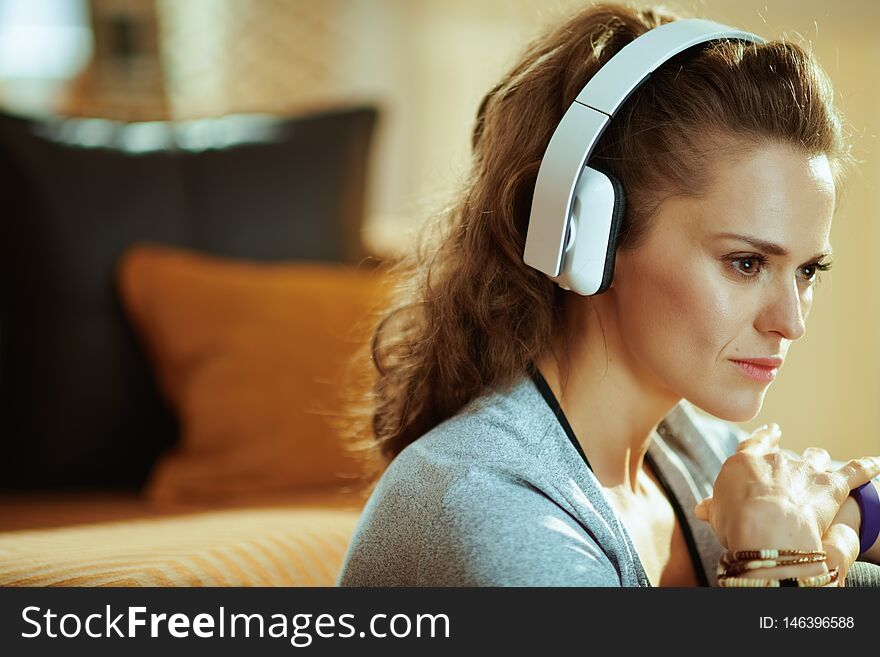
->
xmin=0 ymin=0 xmax=877 ymax=461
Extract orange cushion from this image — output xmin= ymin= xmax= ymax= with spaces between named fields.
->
xmin=117 ymin=243 xmax=389 ymax=503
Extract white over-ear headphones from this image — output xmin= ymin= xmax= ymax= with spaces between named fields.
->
xmin=523 ymin=18 xmax=766 ymax=295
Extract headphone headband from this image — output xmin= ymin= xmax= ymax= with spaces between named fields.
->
xmin=523 ymin=18 xmax=766 ymax=283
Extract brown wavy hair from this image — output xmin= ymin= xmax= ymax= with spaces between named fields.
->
xmin=337 ymin=2 xmax=855 ymax=494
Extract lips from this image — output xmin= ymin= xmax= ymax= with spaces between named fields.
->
xmin=732 ymin=357 xmax=784 ymax=368
xmin=730 ymin=359 xmax=780 ymax=382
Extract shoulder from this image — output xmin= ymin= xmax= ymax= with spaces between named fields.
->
xmin=417 ymin=468 xmax=622 ymax=586
xmin=389 ymin=373 xmax=561 ymax=479
xmin=351 ymin=379 xmax=624 ymax=586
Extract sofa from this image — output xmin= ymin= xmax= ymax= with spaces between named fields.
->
xmin=0 ymin=106 xmax=390 ymax=586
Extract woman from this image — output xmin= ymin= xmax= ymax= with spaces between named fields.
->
xmin=337 ymin=2 xmax=880 ymax=586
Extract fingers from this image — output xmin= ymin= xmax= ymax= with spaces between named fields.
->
xmin=694 ymin=496 xmax=712 ymax=522
xmin=822 ymin=523 xmax=860 ymax=588
xmin=736 ymin=423 xmax=782 ymax=455
xmin=802 ymin=447 xmax=832 ymax=472
xmin=833 ymin=457 xmax=880 ymax=500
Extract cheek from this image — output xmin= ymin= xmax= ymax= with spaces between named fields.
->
xmin=618 ymin=257 xmax=741 ymax=367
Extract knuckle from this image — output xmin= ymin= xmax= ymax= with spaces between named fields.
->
xmin=832 ymin=469 xmax=851 ymax=489
xmin=832 ymin=477 xmax=851 ymax=499
xmin=850 ymin=458 xmax=872 ymax=477
xmin=845 ymin=458 xmax=863 ymax=474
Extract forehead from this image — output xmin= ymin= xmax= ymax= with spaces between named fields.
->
xmin=679 ymin=143 xmax=836 ymax=251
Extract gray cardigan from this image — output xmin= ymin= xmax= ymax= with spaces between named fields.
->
xmin=338 ymin=371 xmax=749 ymax=587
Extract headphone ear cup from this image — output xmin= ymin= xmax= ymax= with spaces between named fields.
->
xmin=559 ymin=166 xmax=626 ymax=295
xmin=593 ymin=167 xmax=626 ymax=295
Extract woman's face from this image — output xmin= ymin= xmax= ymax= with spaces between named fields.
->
xmin=611 ymin=142 xmax=836 ymax=422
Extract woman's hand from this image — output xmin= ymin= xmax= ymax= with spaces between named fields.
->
xmin=694 ymin=424 xmax=880 ymax=556
xmin=822 ymin=513 xmax=860 ymax=587
xmin=801 ymin=446 xmax=862 ymax=586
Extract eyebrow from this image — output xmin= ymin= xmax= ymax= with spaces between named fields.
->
xmin=711 ymin=232 xmax=833 ymax=261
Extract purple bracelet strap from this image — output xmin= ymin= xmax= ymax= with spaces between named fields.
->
xmin=851 ymin=481 xmax=880 ymax=557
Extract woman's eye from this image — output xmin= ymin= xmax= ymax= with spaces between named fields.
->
xmin=727 ymin=255 xmax=829 ymax=287
xmin=728 ymin=255 xmax=766 ymax=279
xmin=801 ymin=262 xmax=831 ymax=286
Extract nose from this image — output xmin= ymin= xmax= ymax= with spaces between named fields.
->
xmin=756 ymin=277 xmax=808 ymax=341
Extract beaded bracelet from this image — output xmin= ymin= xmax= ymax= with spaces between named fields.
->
xmin=718 ymin=567 xmax=838 ymax=588
xmin=717 ymin=549 xmax=835 ymax=587
xmin=722 ymin=549 xmax=826 ymax=561
xmin=718 ymin=554 xmax=827 ymax=578
xmin=720 ymin=549 xmax=826 ymax=572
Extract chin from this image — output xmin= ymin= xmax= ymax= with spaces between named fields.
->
xmin=686 ymin=388 xmax=766 ymax=423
